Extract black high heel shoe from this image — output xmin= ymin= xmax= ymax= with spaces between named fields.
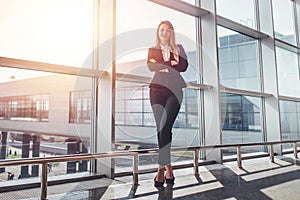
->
xmin=154 ymin=176 xmax=164 ymax=187
xmin=165 ymin=174 xmax=175 ymax=185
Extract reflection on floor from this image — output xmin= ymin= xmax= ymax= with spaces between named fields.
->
xmin=1 ymin=154 xmax=300 ymax=200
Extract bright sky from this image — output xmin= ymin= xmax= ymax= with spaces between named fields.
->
xmin=0 ymin=0 xmax=296 ymax=83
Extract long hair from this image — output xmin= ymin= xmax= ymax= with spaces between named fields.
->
xmin=155 ymin=21 xmax=180 ymax=60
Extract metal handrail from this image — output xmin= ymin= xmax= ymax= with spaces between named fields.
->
xmin=125 ymin=140 xmax=300 ymax=153
xmin=0 ymin=140 xmax=299 ymax=200
xmin=0 ymin=151 xmax=138 ymax=167
xmin=0 ymin=151 xmax=139 ymax=200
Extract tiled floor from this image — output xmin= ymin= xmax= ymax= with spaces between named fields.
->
xmin=1 ymin=154 xmax=300 ymax=199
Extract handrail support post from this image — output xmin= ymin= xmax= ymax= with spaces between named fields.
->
xmin=133 ymin=153 xmax=138 ymax=185
xmin=294 ymin=143 xmax=298 ymax=159
xmin=270 ymin=144 xmax=274 ymax=163
xmin=40 ymin=162 xmax=48 ymax=200
xmin=237 ymin=146 xmax=242 ymax=169
xmin=193 ymin=148 xmax=199 ymax=176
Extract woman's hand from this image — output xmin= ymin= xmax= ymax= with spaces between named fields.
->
xmin=171 ymin=60 xmax=179 ymax=66
xmin=149 ymin=58 xmax=157 ymax=63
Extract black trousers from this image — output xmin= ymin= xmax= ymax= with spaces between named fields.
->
xmin=150 ymin=86 xmax=183 ymax=165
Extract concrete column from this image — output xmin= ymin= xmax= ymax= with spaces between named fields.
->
xmin=94 ymin=0 xmax=115 ymax=178
xmin=200 ymin=0 xmax=222 ymax=163
xmin=67 ymin=142 xmax=77 ymax=174
xmin=0 ymin=131 xmax=8 ymax=173
xmin=31 ymin=135 xmax=40 ymax=177
xmin=20 ymin=134 xmax=31 ymax=178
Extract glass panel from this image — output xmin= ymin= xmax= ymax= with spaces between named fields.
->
xmin=218 ymin=26 xmax=261 ymax=92
xmin=221 ymin=93 xmax=263 ymax=150
xmin=275 ymin=47 xmax=300 ymax=98
xmin=69 ymin=91 xmax=91 ymax=124
xmin=216 ymin=0 xmax=256 ymax=29
xmin=280 ymin=100 xmax=300 ymax=144
xmin=272 ymin=0 xmax=297 ymax=45
xmin=0 ymin=67 xmax=92 ymax=182
xmin=116 ymin=0 xmax=198 ymax=83
xmin=0 ymin=0 xmax=94 ymax=68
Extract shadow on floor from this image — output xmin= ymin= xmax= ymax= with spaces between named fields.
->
xmin=50 ymin=157 xmax=300 ymax=200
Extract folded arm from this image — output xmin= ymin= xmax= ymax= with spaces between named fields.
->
xmin=170 ymin=45 xmax=188 ymax=72
xmin=147 ymin=48 xmax=169 ymax=72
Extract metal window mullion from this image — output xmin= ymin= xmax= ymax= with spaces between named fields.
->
xmin=147 ymin=0 xmax=209 ymax=17
xmin=296 ymin=0 xmax=300 ymax=112
xmin=275 ymin=39 xmax=300 ymax=53
xmin=142 ymin=87 xmax=144 ymax=126
xmin=196 ymin=0 xmax=205 ymax=159
xmin=216 ymin=16 xmax=268 ymax=40
xmin=124 ymin=88 xmax=127 ymax=125
xmin=90 ymin=76 xmax=98 ymax=173
xmin=293 ymin=0 xmax=300 ymax=47
xmin=90 ymin=0 xmax=100 ymax=174
xmin=256 ymin=11 xmax=268 ymax=149
xmin=254 ymin=0 xmax=260 ymax=31
xmin=279 ymin=95 xmax=300 ymax=102
xmin=240 ymin=95 xmax=244 ymax=142
xmin=270 ymin=0 xmax=283 ymax=147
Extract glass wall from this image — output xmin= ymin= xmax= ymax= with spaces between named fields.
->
xmin=280 ymin=100 xmax=300 ymax=141
xmin=275 ymin=47 xmax=300 ymax=98
xmin=221 ymin=93 xmax=263 ymax=154
xmin=0 ymin=67 xmax=92 ymax=181
xmin=0 ymin=0 xmax=94 ymax=68
xmin=216 ymin=0 xmax=256 ymax=29
xmin=280 ymin=100 xmax=300 ymax=151
xmin=217 ymin=26 xmax=261 ymax=92
xmin=272 ymin=0 xmax=297 ymax=45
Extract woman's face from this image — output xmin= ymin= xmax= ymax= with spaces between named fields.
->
xmin=158 ymin=23 xmax=171 ymax=45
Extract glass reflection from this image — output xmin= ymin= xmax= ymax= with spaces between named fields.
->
xmin=221 ymin=93 xmax=263 ymax=156
xmin=216 ymin=0 xmax=256 ymax=29
xmin=218 ymin=26 xmax=260 ymax=92
xmin=0 ymin=67 xmax=92 ymax=181
xmin=272 ymin=0 xmax=297 ymax=45
xmin=280 ymin=100 xmax=300 ymax=141
xmin=275 ymin=47 xmax=300 ymax=98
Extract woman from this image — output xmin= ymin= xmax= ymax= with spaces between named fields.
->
xmin=147 ymin=20 xmax=188 ymax=187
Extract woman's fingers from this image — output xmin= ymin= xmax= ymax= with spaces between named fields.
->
xmin=149 ymin=58 xmax=157 ymax=63
xmin=171 ymin=60 xmax=179 ymax=66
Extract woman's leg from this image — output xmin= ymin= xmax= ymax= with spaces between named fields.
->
xmin=150 ymin=88 xmax=167 ymax=183
xmin=160 ymin=90 xmax=183 ymax=178
xmin=150 ymin=87 xmax=183 ymax=182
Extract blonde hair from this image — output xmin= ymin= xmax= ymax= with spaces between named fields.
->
xmin=155 ymin=21 xmax=179 ymax=60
